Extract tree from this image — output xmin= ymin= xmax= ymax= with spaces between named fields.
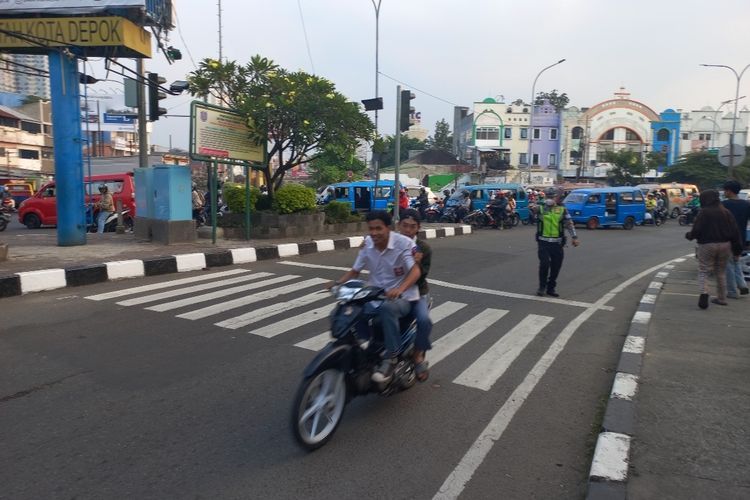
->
xmin=602 ymin=150 xmax=648 ymax=186
xmin=661 ymin=148 xmax=750 ymax=189
xmin=425 ymin=119 xmax=453 ymax=151
xmin=307 ymin=145 xmax=367 ymax=186
xmin=187 ymin=56 xmax=374 ymax=196
xmin=378 ymin=135 xmax=427 ymax=168
xmin=534 ymin=89 xmax=569 ymax=111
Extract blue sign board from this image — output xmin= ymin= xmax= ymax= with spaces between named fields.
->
xmin=103 ymin=113 xmax=136 ymax=124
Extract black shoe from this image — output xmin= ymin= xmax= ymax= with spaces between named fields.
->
xmin=698 ymin=293 xmax=709 ymax=309
xmin=740 ymin=287 xmax=749 ymax=295
xmin=536 ymin=288 xmax=545 ymax=297
xmin=371 ymin=358 xmax=396 ymax=383
xmin=546 ymin=289 xmax=559 ymax=298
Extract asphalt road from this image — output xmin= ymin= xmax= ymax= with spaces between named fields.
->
xmin=0 ymin=222 xmax=693 ymax=500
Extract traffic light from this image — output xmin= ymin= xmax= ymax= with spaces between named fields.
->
xmin=361 ymin=97 xmax=383 ymax=111
xmin=147 ymin=72 xmax=167 ymax=121
xmin=399 ymin=90 xmax=415 ymax=132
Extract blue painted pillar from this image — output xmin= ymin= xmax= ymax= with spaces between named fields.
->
xmin=48 ymin=50 xmax=86 ymax=246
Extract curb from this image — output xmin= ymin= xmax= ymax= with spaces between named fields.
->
xmin=0 ymin=226 xmax=473 ymax=299
xmin=585 ymin=257 xmax=688 ymax=499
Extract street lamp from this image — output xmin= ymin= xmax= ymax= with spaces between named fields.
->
xmin=700 ymin=63 xmax=750 ymax=176
xmin=526 ymin=58 xmax=566 ymax=184
xmin=710 ymin=95 xmax=746 ymax=149
xmin=371 ymin=0 xmax=382 ymax=135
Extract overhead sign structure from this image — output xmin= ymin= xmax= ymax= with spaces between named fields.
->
xmin=0 ymin=1 xmax=146 ymax=14
xmin=190 ymin=101 xmax=265 ymax=164
xmin=0 ymin=16 xmax=151 ymax=57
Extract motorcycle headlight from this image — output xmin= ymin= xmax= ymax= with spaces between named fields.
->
xmin=352 ymin=288 xmax=372 ymax=301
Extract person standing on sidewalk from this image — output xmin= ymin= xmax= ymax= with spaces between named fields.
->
xmin=536 ymin=188 xmax=579 ymax=297
xmin=721 ymin=180 xmax=750 ymax=298
xmin=685 ymin=189 xmax=743 ymax=308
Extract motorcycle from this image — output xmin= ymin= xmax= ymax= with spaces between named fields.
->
xmin=464 ymin=207 xmax=518 ymax=229
xmin=678 ymin=206 xmax=697 ymax=226
xmin=423 ymin=203 xmax=442 ymax=222
xmin=291 ymin=280 xmax=421 ymax=450
xmin=644 ymin=206 xmax=668 ymax=226
xmin=438 ymin=206 xmax=460 ymax=223
xmin=0 ymin=206 xmax=12 ymax=232
xmin=87 ymin=206 xmax=134 ymax=233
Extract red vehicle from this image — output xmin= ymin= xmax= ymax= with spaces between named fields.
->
xmin=18 ymin=172 xmax=135 ymax=229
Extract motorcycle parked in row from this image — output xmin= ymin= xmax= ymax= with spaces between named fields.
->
xmin=463 ymin=208 xmax=519 ymax=229
xmin=423 ymin=203 xmax=442 ymax=222
xmin=291 ymin=280 xmax=421 ymax=450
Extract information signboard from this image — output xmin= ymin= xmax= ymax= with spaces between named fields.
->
xmin=0 ymin=1 xmax=146 ymax=14
xmin=190 ymin=101 xmax=265 ymax=164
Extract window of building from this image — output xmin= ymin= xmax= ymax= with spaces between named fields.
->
xmin=699 ymin=133 xmax=705 ymax=141
xmin=549 ymin=153 xmax=557 ymax=166
xmin=19 ymin=149 xmax=39 ymax=160
xmin=656 ymin=128 xmax=670 ymax=141
xmin=625 ymin=129 xmax=639 ymax=141
xmin=549 ymin=128 xmax=558 ymax=140
xmin=502 ymin=152 xmax=511 ymax=163
xmin=519 ymin=153 xmax=528 ymax=165
xmin=602 ymin=129 xmax=615 ymax=140
xmin=504 ymin=127 xmax=512 ymax=139
xmin=572 ymin=126 xmax=583 ymax=139
xmin=520 ymin=128 xmax=528 ymax=139
xmin=532 ymin=153 xmax=539 ymax=165
xmin=533 ymin=128 xmax=541 ymax=139
xmin=476 ymin=127 xmax=499 ymax=140
xmin=705 ymin=133 xmax=711 ymax=141
xmin=681 ymin=133 xmax=689 ymax=140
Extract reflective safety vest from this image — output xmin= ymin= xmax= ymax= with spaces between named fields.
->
xmin=538 ymin=205 xmax=565 ymax=239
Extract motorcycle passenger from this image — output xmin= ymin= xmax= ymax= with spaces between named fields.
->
xmin=95 ymin=184 xmax=114 ymax=234
xmin=645 ymin=193 xmax=657 ymax=223
xmin=488 ymin=190 xmax=508 ymax=226
xmin=416 ymin=188 xmax=429 ymax=219
xmin=397 ymin=209 xmax=433 ymax=382
xmin=686 ymin=193 xmax=700 ymax=224
xmin=330 ymin=210 xmax=422 ymax=383
xmin=456 ymin=191 xmax=471 ymax=221
xmin=1 ymin=186 xmax=15 ymax=210
xmin=536 ymin=188 xmax=579 ymax=297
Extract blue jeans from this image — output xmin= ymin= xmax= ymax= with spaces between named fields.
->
xmin=97 ymin=211 xmax=111 ymax=233
xmin=413 ymin=295 xmax=432 ymax=352
xmin=725 ymin=258 xmax=746 ymax=296
xmin=358 ymin=298 xmax=412 ymax=357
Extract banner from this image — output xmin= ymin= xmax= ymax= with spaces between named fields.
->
xmin=0 ymin=1 xmax=146 ymax=14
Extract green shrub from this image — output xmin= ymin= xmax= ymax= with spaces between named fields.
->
xmin=272 ymin=183 xmax=317 ymax=214
xmin=324 ymin=201 xmax=352 ymax=223
xmin=223 ymin=183 xmax=259 ymax=213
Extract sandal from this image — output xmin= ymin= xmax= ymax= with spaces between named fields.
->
xmin=711 ymin=298 xmax=728 ymax=306
xmin=415 ymin=360 xmax=430 ymax=382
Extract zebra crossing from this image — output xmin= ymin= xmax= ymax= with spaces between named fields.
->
xmin=85 ymin=268 xmax=564 ymax=392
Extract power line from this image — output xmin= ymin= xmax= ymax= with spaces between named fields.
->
xmin=174 ymin=9 xmax=197 ymax=69
xmin=378 ymin=71 xmax=459 ymax=106
xmin=0 ymin=56 xmax=50 ymax=75
xmin=297 ymin=0 xmax=316 ymax=74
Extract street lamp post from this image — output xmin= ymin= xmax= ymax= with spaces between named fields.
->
xmin=710 ymin=95 xmax=746 ymax=149
xmin=526 ymin=59 xmax=566 ymax=184
xmin=700 ymin=63 xmax=750 ymax=176
xmin=371 ymin=0 xmax=382 ymax=135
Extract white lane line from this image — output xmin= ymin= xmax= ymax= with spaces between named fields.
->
xmin=116 ymin=272 xmax=273 ymax=306
xmin=215 ymin=290 xmax=330 ymax=329
xmin=429 ymin=309 xmax=508 ymax=366
xmin=175 ymin=277 xmax=327 ymax=320
xmin=672 ymin=258 xmax=686 ymax=263
xmin=656 ymin=271 xmax=669 ymax=278
xmin=250 ymin=303 xmax=336 ymax=338
xmin=589 ymin=432 xmax=631 ymax=482
xmin=611 ymin=373 xmax=638 ymax=401
xmin=453 ymin=314 xmax=553 ymax=391
xmin=622 ymin=336 xmax=645 ymax=354
xmin=85 ymin=269 xmax=250 ymax=301
xmin=278 ymin=261 xmax=612 ymax=310
xmin=632 ymin=311 xmax=651 ymax=324
xmin=146 ymin=275 xmax=298 ymax=313
xmin=295 ymin=332 xmax=332 ymax=351
xmin=294 ymin=301 xmax=467 ymax=352
xmin=434 ymin=255 xmax=686 ymax=500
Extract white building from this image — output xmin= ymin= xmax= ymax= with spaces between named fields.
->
xmin=0 ymin=55 xmax=50 ymax=99
xmin=678 ymin=106 xmax=750 ymax=152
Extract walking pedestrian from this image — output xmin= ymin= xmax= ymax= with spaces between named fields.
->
xmin=685 ymin=189 xmax=743 ymax=308
xmin=535 ymin=188 xmax=579 ymax=297
xmin=721 ymin=180 xmax=750 ymax=298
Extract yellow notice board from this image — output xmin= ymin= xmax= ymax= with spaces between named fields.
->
xmin=191 ymin=102 xmax=265 ymax=164
xmin=0 ymin=16 xmax=151 ymax=57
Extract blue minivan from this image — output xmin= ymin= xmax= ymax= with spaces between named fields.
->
xmin=326 ymin=180 xmax=395 ymax=212
xmin=446 ymin=183 xmax=531 ymax=222
xmin=563 ymin=186 xmax=646 ymax=230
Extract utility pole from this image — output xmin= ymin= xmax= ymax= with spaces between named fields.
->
xmin=218 ymin=0 xmax=223 ymax=62
xmin=394 ymin=84 xmax=401 ymax=223
xmin=136 ymin=59 xmax=148 ymax=168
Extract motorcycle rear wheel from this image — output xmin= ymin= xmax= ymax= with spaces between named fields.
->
xmin=291 ymin=368 xmax=347 ymax=450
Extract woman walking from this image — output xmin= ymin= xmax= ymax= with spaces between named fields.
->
xmin=685 ymin=189 xmax=743 ymax=309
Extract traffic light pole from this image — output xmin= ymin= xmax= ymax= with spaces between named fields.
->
xmin=394 ymin=84 xmax=401 ymax=223
xmin=136 ymin=59 xmax=148 ymax=168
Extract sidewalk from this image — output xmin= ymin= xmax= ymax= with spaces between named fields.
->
xmin=588 ymin=258 xmax=750 ymax=499
xmin=0 ymin=223 xmax=471 ymax=297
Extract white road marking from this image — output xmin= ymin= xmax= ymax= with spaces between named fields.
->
xmin=215 ymin=290 xmax=330 ymax=329
xmin=85 ymin=269 xmax=250 ymax=301
xmin=116 ymin=272 xmax=273 ymax=306
xmin=672 ymin=258 xmax=686 ymax=263
xmin=145 ymin=275 xmax=298 ymax=312
xmin=648 ymin=281 xmax=663 ymax=289
xmin=632 ymin=311 xmax=651 ymax=324
xmin=663 ymin=264 xmax=675 ymax=270
xmin=656 ymin=271 xmax=669 ymax=278
xmin=429 ymin=309 xmax=508 ymax=366
xmin=433 ymin=256 xmax=687 ymax=500
xmin=640 ymin=293 xmax=657 ymax=304
xmin=622 ymin=336 xmax=645 ymax=354
xmin=295 ymin=332 xmax=332 ymax=351
xmin=453 ymin=314 xmax=553 ymax=391
xmin=610 ymin=373 xmax=638 ymax=400
xmin=175 ymin=277 xmax=326 ymax=320
xmin=250 ymin=303 xmax=336 ymax=338
xmin=278 ymin=261 xmax=612 ymax=310
xmin=589 ymin=432 xmax=631 ymax=482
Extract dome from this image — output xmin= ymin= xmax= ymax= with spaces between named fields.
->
xmin=482 ymin=97 xmax=497 ymax=103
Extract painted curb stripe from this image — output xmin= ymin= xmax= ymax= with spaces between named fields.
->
xmin=315 ymin=239 xmax=335 ymax=252
xmin=622 ymin=335 xmax=645 ymax=354
xmin=17 ymin=268 xmax=66 ymax=294
xmin=143 ymin=257 xmax=177 ymax=276
xmin=277 ymin=243 xmax=299 ymax=257
xmin=204 ymin=251 xmax=233 ymax=268
xmin=647 ymin=281 xmax=663 ymax=289
xmin=589 ymin=432 xmax=631 ymax=482
xmin=255 ymin=246 xmax=280 ymax=260
xmin=0 ymin=275 xmax=22 ymax=298
xmin=423 ymin=228 xmax=437 ymax=239
xmin=631 ymin=311 xmax=651 ymax=324
xmin=444 ymin=227 xmax=455 ymax=236
xmin=65 ymin=265 xmax=108 ymax=287
xmin=230 ymin=248 xmax=256 ymax=264
xmin=348 ymin=236 xmax=364 ymax=248
xmin=610 ymin=373 xmax=638 ymax=401
xmin=639 ymin=294 xmax=657 ymax=304
xmin=174 ymin=253 xmax=206 ymax=272
xmin=106 ymin=260 xmax=145 ymax=279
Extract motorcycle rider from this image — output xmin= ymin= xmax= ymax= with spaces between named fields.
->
xmin=686 ymin=193 xmax=700 ymax=224
xmin=416 ymin=188 xmax=429 ymax=219
xmin=488 ymin=190 xmax=508 ymax=226
xmin=456 ymin=191 xmax=471 ymax=222
xmin=192 ymin=183 xmax=206 ymax=225
xmin=536 ymin=188 xmax=579 ymax=297
xmin=330 ymin=210 xmax=422 ymax=382
xmin=95 ymin=184 xmax=114 ymax=234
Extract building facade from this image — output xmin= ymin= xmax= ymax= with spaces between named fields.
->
xmin=0 ymin=55 xmax=50 ymax=99
xmin=0 ymin=102 xmax=54 ymax=176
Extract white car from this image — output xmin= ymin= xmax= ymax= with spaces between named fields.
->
xmin=738 ymin=189 xmax=750 ymax=200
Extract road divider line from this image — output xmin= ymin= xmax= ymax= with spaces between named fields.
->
xmin=453 ymin=314 xmax=553 ymax=391
xmin=175 ymin=277 xmax=325 ymax=319
xmin=84 ymin=269 xmax=250 ymax=301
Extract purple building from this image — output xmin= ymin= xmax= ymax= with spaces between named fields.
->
xmin=530 ymin=99 xmax=561 ymax=169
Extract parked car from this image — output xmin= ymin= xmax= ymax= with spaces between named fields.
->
xmin=18 ymin=172 xmax=136 ymax=229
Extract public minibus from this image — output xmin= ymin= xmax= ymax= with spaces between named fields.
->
xmin=446 ymin=183 xmax=531 ymax=222
xmin=563 ymin=186 xmax=646 ymax=230
xmin=636 ymin=183 xmax=700 ymax=218
xmin=327 ymin=180 xmax=395 ymax=212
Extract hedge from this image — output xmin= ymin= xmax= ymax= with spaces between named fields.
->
xmin=272 ymin=184 xmax=317 ymax=214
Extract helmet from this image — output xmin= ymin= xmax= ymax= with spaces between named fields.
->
xmin=98 ymin=184 xmax=107 ymax=192
xmin=544 ymin=187 xmax=561 ymax=199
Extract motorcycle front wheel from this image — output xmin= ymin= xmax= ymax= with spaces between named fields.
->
xmin=291 ymin=368 xmax=347 ymax=451
xmin=0 ymin=218 xmax=7 ymax=232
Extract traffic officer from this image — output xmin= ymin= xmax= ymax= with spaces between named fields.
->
xmin=536 ymin=188 xmax=579 ymax=297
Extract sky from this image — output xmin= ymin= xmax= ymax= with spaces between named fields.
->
xmin=94 ymin=0 xmax=750 ymax=150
